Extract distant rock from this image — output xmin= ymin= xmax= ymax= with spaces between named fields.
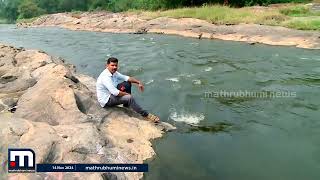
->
xmin=17 ymin=12 xmax=320 ymax=49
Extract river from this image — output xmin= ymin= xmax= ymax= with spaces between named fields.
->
xmin=0 ymin=24 xmax=320 ymax=180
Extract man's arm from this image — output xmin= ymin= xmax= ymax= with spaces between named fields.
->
xmin=128 ymin=77 xmax=141 ymax=84
xmin=128 ymin=77 xmax=144 ymax=92
xmin=103 ymin=77 xmax=129 ymax=97
xmin=116 ymin=72 xmax=144 ymax=92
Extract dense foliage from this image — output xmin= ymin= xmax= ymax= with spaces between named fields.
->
xmin=0 ymin=0 xmax=311 ymax=22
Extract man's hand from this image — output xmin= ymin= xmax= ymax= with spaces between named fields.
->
xmin=128 ymin=77 xmax=145 ymax=93
xmin=138 ymin=82 xmax=144 ymax=92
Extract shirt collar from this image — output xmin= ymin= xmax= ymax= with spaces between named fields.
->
xmin=105 ymin=69 xmax=117 ymax=77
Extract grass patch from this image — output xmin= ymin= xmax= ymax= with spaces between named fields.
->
xmin=16 ymin=17 xmax=40 ymax=24
xmin=280 ymin=5 xmax=320 ymax=16
xmin=135 ymin=3 xmax=320 ymax=30
xmin=139 ymin=5 xmax=288 ymax=25
xmin=283 ymin=17 xmax=320 ymax=30
xmin=280 ymin=5 xmax=309 ymax=16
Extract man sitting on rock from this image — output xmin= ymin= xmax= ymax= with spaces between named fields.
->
xmin=96 ymin=57 xmax=160 ymax=123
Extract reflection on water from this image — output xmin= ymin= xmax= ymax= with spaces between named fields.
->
xmin=188 ymin=122 xmax=233 ymax=133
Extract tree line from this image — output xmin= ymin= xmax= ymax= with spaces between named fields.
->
xmin=0 ymin=0 xmax=310 ymax=22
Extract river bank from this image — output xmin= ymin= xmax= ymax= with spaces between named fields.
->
xmin=17 ymin=8 xmax=320 ymax=49
xmin=0 ymin=43 xmax=174 ymax=180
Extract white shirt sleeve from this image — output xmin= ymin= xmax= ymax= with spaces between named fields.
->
xmin=116 ymin=72 xmax=130 ymax=82
xmin=103 ymin=76 xmax=120 ymax=96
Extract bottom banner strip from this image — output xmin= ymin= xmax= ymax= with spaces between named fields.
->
xmin=36 ymin=164 xmax=148 ymax=172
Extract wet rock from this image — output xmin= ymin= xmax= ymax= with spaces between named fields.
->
xmin=156 ymin=121 xmax=177 ymax=132
xmin=134 ymin=27 xmax=148 ymax=34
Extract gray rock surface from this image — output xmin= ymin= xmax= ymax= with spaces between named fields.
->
xmin=0 ymin=43 xmax=175 ymax=180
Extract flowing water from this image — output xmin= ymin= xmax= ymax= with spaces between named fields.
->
xmin=1 ymin=24 xmax=320 ymax=180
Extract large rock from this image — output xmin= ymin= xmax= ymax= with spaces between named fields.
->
xmin=0 ymin=46 xmax=38 ymax=94
xmin=14 ymin=64 xmax=88 ymax=125
xmin=0 ymin=43 xmax=174 ymax=180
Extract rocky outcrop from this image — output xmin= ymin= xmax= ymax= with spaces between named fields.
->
xmin=0 ymin=43 xmax=175 ymax=180
xmin=17 ymin=12 xmax=320 ymax=49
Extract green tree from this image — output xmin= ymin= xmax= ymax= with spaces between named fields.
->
xmin=18 ymin=0 xmax=45 ymax=19
xmin=58 ymin=0 xmax=89 ymax=12
xmin=35 ymin=0 xmax=60 ymax=13
xmin=2 ymin=0 xmax=21 ymax=22
xmin=88 ymin=0 xmax=110 ymax=10
xmin=107 ymin=0 xmax=133 ymax=12
xmin=0 ymin=1 xmax=4 ymax=17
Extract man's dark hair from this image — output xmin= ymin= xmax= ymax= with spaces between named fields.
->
xmin=107 ymin=57 xmax=118 ymax=64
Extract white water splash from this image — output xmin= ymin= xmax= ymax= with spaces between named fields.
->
xmin=189 ymin=42 xmax=199 ymax=45
xmin=204 ymin=67 xmax=212 ymax=72
xmin=166 ymin=77 xmax=179 ymax=82
xmin=178 ymin=73 xmax=195 ymax=78
xmin=170 ymin=109 xmax=205 ymax=125
xmin=145 ymin=79 xmax=154 ymax=84
xmin=192 ymin=79 xmax=202 ymax=85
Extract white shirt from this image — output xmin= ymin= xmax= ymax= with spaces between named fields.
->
xmin=96 ymin=69 xmax=129 ymax=107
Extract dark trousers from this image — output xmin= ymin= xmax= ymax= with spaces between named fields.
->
xmin=105 ymin=81 xmax=148 ymax=117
